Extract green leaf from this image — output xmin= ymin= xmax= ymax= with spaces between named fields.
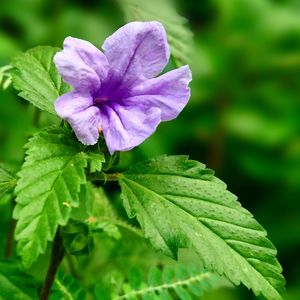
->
xmin=13 ymin=126 xmax=89 ymax=267
xmin=50 ymin=270 xmax=87 ymax=300
xmin=83 ymin=184 xmax=141 ymax=238
xmin=61 ymin=220 xmax=94 ymax=256
xmin=0 ymin=259 xmax=39 ymax=300
xmin=112 ymin=263 xmax=221 ymax=300
xmin=119 ymin=0 xmax=193 ymax=67
xmin=11 ymin=46 xmax=71 ymax=114
xmin=119 ymin=155 xmax=285 ymax=300
xmin=0 ymin=65 xmax=12 ymax=90
xmin=0 ymin=164 xmax=16 ymax=198
xmin=86 ymin=151 xmax=105 ymax=173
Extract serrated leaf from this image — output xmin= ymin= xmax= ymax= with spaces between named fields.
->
xmin=13 ymin=126 xmax=89 ymax=267
xmin=119 ymin=155 xmax=285 ymax=300
xmin=11 ymin=46 xmax=71 ymax=114
xmin=0 ymin=259 xmax=39 ymax=300
xmin=50 ymin=270 xmax=87 ymax=300
xmin=119 ymin=0 xmax=193 ymax=67
xmin=0 ymin=164 xmax=16 ymax=198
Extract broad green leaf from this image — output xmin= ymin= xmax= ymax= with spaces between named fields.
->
xmin=11 ymin=46 xmax=71 ymax=114
xmin=0 ymin=259 xmax=39 ymax=300
xmin=50 ymin=270 xmax=87 ymax=300
xmin=119 ymin=155 xmax=285 ymax=300
xmin=0 ymin=164 xmax=16 ymax=198
xmin=13 ymin=126 xmax=90 ymax=267
xmin=119 ymin=0 xmax=193 ymax=67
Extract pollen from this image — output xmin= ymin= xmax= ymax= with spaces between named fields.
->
xmin=86 ymin=216 xmax=97 ymax=224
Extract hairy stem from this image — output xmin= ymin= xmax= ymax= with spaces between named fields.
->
xmin=40 ymin=228 xmax=65 ymax=300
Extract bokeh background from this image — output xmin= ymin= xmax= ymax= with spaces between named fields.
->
xmin=0 ymin=0 xmax=299 ymax=299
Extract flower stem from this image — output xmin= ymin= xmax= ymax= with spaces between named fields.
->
xmin=40 ymin=228 xmax=65 ymax=300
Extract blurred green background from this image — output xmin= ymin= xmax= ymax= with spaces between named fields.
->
xmin=0 ymin=0 xmax=299 ymax=299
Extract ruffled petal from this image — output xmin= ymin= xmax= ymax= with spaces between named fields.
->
xmin=126 ymin=65 xmax=192 ymax=121
xmin=55 ymin=91 xmax=101 ymax=145
xmin=54 ymin=37 xmax=109 ymax=91
xmin=102 ymin=21 xmax=170 ymax=87
xmin=100 ymin=102 xmax=161 ymax=154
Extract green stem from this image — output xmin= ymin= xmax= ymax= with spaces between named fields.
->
xmin=88 ymin=172 xmax=121 ymax=182
xmin=40 ymin=228 xmax=65 ymax=300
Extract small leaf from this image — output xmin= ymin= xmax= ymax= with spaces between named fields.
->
xmin=13 ymin=126 xmax=89 ymax=267
xmin=92 ymin=221 xmax=121 ymax=240
xmin=147 ymin=267 xmax=161 ymax=286
xmin=119 ymin=0 xmax=193 ymax=67
xmin=0 ymin=259 xmax=39 ymax=300
xmin=61 ymin=220 xmax=94 ymax=256
xmin=0 ymin=164 xmax=16 ymax=198
xmin=128 ymin=267 xmax=142 ymax=290
xmin=50 ymin=270 xmax=87 ymax=300
xmin=86 ymin=151 xmax=105 ymax=173
xmin=11 ymin=46 xmax=71 ymax=114
xmin=112 ymin=263 xmax=222 ymax=300
xmin=119 ymin=155 xmax=285 ymax=300
xmin=174 ymin=286 xmax=192 ymax=300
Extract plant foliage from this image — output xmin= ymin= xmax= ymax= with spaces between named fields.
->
xmin=13 ymin=126 xmax=94 ymax=267
xmin=0 ymin=164 xmax=16 ymax=198
xmin=110 ymin=264 xmax=223 ymax=300
xmin=11 ymin=46 xmax=71 ymax=114
xmin=119 ymin=155 xmax=285 ymax=300
xmin=0 ymin=259 xmax=39 ymax=300
xmin=50 ymin=270 xmax=87 ymax=300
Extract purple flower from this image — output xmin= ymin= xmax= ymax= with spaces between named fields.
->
xmin=54 ymin=21 xmax=192 ymax=154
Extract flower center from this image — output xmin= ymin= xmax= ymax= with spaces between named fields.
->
xmin=94 ymin=96 xmax=109 ymax=105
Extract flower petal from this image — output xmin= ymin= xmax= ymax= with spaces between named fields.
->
xmin=102 ymin=21 xmax=170 ymax=87
xmin=55 ymin=91 xmax=100 ymax=145
xmin=54 ymin=37 xmax=109 ymax=91
xmin=127 ymin=65 xmax=192 ymax=121
xmin=100 ymin=102 xmax=161 ymax=154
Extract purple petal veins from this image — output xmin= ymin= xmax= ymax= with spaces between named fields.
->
xmin=54 ymin=21 xmax=192 ymax=154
